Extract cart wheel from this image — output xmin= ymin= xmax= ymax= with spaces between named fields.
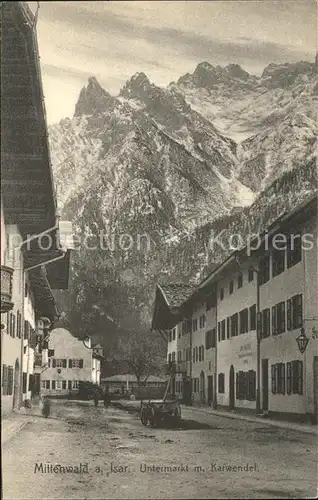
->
xmin=140 ymin=406 xmax=148 ymax=426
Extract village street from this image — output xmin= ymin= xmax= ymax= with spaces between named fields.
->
xmin=2 ymin=400 xmax=317 ymax=500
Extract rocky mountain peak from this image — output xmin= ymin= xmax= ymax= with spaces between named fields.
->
xmin=260 ymin=60 xmax=316 ymax=89
xmin=74 ymin=76 xmax=114 ymax=117
xmin=119 ymin=72 xmax=151 ymax=99
xmin=224 ymin=63 xmax=251 ymax=81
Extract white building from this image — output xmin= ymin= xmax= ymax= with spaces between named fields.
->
xmin=152 ymin=194 xmax=318 ymax=422
xmin=41 ymin=328 xmax=103 ymax=396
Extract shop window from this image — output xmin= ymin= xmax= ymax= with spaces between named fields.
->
xmin=218 ymin=373 xmax=225 ymax=394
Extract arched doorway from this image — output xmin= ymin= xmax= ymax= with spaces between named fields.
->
xmin=229 ymin=365 xmax=235 ymax=410
xmin=200 ymin=371 xmax=205 ymax=404
xmin=13 ymin=358 xmax=20 ymax=409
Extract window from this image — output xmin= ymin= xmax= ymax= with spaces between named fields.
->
xmin=206 ymin=291 xmax=217 ymax=310
xmin=199 ymin=315 xmax=206 ymax=329
xmin=259 ymin=255 xmax=270 ymax=285
xmin=271 ymin=363 xmax=285 ymax=394
xmin=171 ymin=352 xmax=176 ymax=362
xmin=186 ymin=319 xmax=192 ymax=334
xmin=273 ymin=301 xmax=285 ymax=335
xmin=182 ymin=321 xmax=187 ymax=335
xmin=249 ymin=305 xmax=256 ymax=331
xmin=52 ymin=380 xmax=56 ymax=390
xmin=248 ymin=269 xmax=254 ymax=282
xmin=62 ymin=380 xmax=67 ymax=390
xmin=287 ymin=360 xmax=303 ymax=395
xmin=226 ymin=317 xmax=230 ymax=339
xmin=231 ymin=313 xmax=238 ymax=337
xmin=221 ymin=319 xmax=226 ymax=340
xmin=48 ymin=349 xmax=54 ymax=357
xmin=218 ymin=373 xmax=225 ymax=393
xmin=168 ymin=353 xmax=172 ymax=364
xmin=239 ymin=308 xmax=248 ymax=334
xmin=192 ymin=318 xmax=198 ymax=332
xmin=260 ymin=308 xmax=270 ymax=338
xmin=68 ymin=380 xmax=72 ymax=390
xmin=195 ymin=346 xmax=199 ymax=362
xmin=193 ymin=348 xmax=196 ymax=363
xmin=236 ymin=370 xmax=256 ymax=400
xmin=287 ymin=294 xmax=303 ymax=330
xmin=220 ymin=288 xmax=224 ymax=301
xmin=237 ymin=274 xmax=243 ymax=289
xmin=198 ymin=346 xmax=202 ymax=362
xmin=206 ymin=328 xmax=216 ymax=349
xmin=229 ymin=280 xmax=234 ymax=295
xmin=177 ymin=350 xmax=182 ymax=362
xmin=72 ymin=380 xmax=79 ymax=389
xmin=25 ymin=283 xmax=28 ymax=298
xmin=201 ymin=345 xmax=204 ymax=361
xmin=172 ymin=328 xmax=176 ymax=340
xmin=287 ymin=234 xmax=302 ymax=268
xmin=272 ymin=248 xmax=285 ymax=277
xmin=2 ymin=365 xmax=8 ymax=395
xmin=56 ymin=359 xmax=67 ymax=368
xmin=17 ymin=311 xmax=22 ymax=339
xmin=218 ymin=322 xmax=220 ymax=342
xmin=70 ymin=359 xmax=84 ymax=368
xmin=169 ymin=331 xmax=172 ymax=342
xmin=45 ymin=380 xmax=50 ymax=389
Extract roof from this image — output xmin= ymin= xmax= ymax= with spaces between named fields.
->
xmin=1 ymin=2 xmax=57 ymax=232
xmin=101 ymin=374 xmax=168 ymax=383
xmin=158 ymin=283 xmax=196 ymax=308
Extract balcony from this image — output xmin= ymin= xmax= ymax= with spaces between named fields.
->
xmin=1 ymin=265 xmax=14 ymax=313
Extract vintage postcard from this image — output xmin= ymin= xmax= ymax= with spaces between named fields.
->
xmin=1 ymin=1 xmax=317 ymax=499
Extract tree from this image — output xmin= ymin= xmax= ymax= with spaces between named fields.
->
xmin=113 ymin=330 xmax=166 ymax=386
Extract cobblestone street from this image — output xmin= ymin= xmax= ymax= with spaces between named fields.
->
xmin=2 ymin=400 xmax=317 ymax=499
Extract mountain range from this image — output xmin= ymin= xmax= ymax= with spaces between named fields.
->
xmin=49 ymin=57 xmax=317 ymax=334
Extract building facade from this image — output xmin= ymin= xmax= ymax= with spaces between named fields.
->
xmin=1 ymin=2 xmax=71 ymax=415
xmin=152 ymin=194 xmax=318 ymax=421
xmin=41 ymin=328 xmax=103 ymax=396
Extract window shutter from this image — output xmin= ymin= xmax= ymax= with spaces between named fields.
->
xmin=271 ymin=365 xmax=276 ymax=394
xmin=218 ymin=322 xmax=220 ymax=341
xmin=272 ymin=306 xmax=277 ymax=335
xmin=287 ymin=299 xmax=292 ymax=330
xmin=298 ymin=361 xmax=303 ymax=395
xmin=281 ymin=363 xmax=285 ymax=395
xmin=286 ymin=362 xmax=291 ymax=394
xmin=297 ymin=294 xmax=303 ymax=328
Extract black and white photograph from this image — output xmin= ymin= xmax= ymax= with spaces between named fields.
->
xmin=1 ymin=1 xmax=317 ymax=499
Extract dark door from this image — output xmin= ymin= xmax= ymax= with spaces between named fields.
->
xmin=207 ymin=376 xmax=213 ymax=406
xmin=262 ymin=359 xmax=269 ymax=411
xmin=229 ymin=365 xmax=235 ymax=409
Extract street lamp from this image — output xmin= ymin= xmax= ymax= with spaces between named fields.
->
xmin=296 ymin=327 xmax=309 ymax=354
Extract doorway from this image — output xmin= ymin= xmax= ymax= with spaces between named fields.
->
xmin=13 ymin=358 xmax=20 ymax=409
xmin=207 ymin=375 xmax=213 ymax=406
xmin=200 ymin=371 xmax=205 ymax=404
xmin=229 ymin=365 xmax=235 ymax=409
xmin=262 ymin=359 xmax=269 ymax=411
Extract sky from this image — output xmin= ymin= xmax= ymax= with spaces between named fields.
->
xmin=28 ymin=1 xmax=317 ymax=125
